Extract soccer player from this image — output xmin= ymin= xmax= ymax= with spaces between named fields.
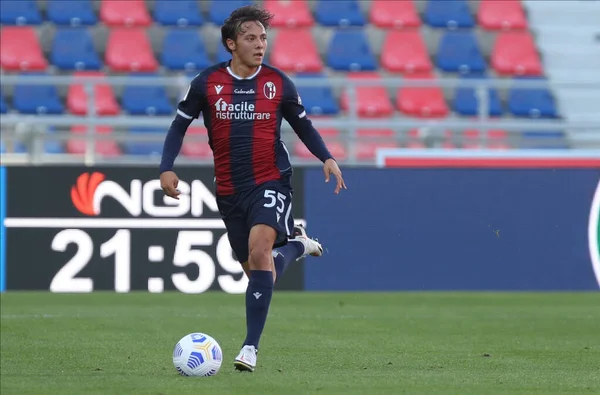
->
xmin=159 ymin=5 xmax=346 ymax=372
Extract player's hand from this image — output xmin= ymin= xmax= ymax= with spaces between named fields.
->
xmin=160 ymin=171 xmax=181 ymax=200
xmin=323 ymin=158 xmax=347 ymax=194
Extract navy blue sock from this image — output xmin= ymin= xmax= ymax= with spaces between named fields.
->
xmin=273 ymin=240 xmax=305 ymax=279
xmin=243 ymin=270 xmax=274 ymax=349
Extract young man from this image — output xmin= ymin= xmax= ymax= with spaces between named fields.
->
xmin=159 ymin=5 xmax=346 ymax=372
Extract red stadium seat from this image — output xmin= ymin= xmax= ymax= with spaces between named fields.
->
xmin=100 ymin=0 xmax=151 ymax=27
xmin=270 ymin=28 xmax=322 ymax=73
xmin=478 ymin=0 xmax=527 ymax=31
xmin=340 ymin=72 xmax=394 ymax=118
xmin=369 ymin=0 xmax=421 ymax=28
xmin=105 ymin=28 xmax=158 ymax=72
xmin=491 ymin=31 xmax=542 ymax=76
xmin=67 ymin=71 xmax=120 ymax=115
xmin=0 ymin=27 xmax=47 ymax=71
xmin=264 ymin=0 xmax=314 ymax=27
xmin=462 ymin=129 xmax=510 ymax=149
xmin=181 ymin=127 xmax=212 ymax=159
xmin=356 ymin=129 xmax=399 ymax=160
xmin=397 ymin=72 xmax=449 ymax=118
xmin=67 ymin=125 xmax=121 ymax=156
xmin=381 ymin=30 xmax=432 ymax=74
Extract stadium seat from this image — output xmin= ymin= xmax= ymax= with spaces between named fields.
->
xmin=0 ymin=94 xmax=7 ymax=113
xmin=67 ymin=71 xmax=120 ymax=115
xmin=216 ymin=44 xmax=232 ymax=63
xmin=436 ymin=31 xmax=487 ymax=74
xmin=477 ymin=0 xmax=527 ymax=31
xmin=12 ymin=74 xmax=64 ymax=114
xmin=100 ymin=0 xmax=151 ymax=27
xmin=181 ymin=127 xmax=212 ymax=159
xmin=369 ymin=0 xmax=421 ymax=28
xmin=154 ymin=0 xmax=203 ymax=26
xmin=46 ymin=0 xmax=97 ymax=26
xmin=462 ymin=129 xmax=510 ymax=149
xmin=0 ymin=27 xmax=48 ymax=71
xmin=51 ymin=28 xmax=102 ymax=70
xmin=0 ymin=140 xmax=27 ymax=154
xmin=0 ymin=0 xmax=42 ymax=25
xmin=264 ymin=0 xmax=314 ymax=27
xmin=294 ymin=74 xmax=339 ymax=116
xmin=123 ymin=128 xmax=164 ymax=156
xmin=161 ymin=29 xmax=211 ymax=71
xmin=121 ymin=74 xmax=174 ymax=116
xmin=314 ymin=0 xmax=365 ymax=27
xmin=397 ymin=72 xmax=449 ymax=118
xmin=423 ymin=0 xmax=475 ymax=29
xmin=356 ymin=129 xmax=399 ymax=160
xmin=340 ymin=72 xmax=393 ymax=118
xmin=295 ymin=128 xmax=347 ymax=160
xmin=327 ymin=30 xmax=377 ymax=71
xmin=105 ymin=28 xmax=158 ymax=72
xmin=491 ymin=31 xmax=543 ymax=76
xmin=67 ymin=125 xmax=121 ymax=156
xmin=453 ymin=74 xmax=503 ymax=116
xmin=208 ymin=0 xmax=253 ymax=24
xmin=381 ymin=30 xmax=432 ymax=74
xmin=508 ymin=77 xmax=558 ymax=118
xmin=520 ymin=131 xmax=567 ymax=149
xmin=42 ymin=128 xmax=65 ymax=154
xmin=270 ymin=29 xmax=323 ymax=73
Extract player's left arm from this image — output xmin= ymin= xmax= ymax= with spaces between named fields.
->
xmin=281 ymin=76 xmax=347 ymax=193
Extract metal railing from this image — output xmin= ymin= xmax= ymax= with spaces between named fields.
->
xmin=1 ymin=74 xmax=599 ymax=166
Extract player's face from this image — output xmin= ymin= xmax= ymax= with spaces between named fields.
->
xmin=230 ymin=21 xmax=267 ymax=68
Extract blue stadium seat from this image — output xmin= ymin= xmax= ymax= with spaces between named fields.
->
xmin=209 ymin=0 xmax=252 ymax=24
xmin=123 ymin=128 xmax=165 ymax=156
xmin=521 ymin=131 xmax=568 ymax=149
xmin=13 ymin=75 xmax=64 ymax=114
xmin=43 ymin=127 xmax=65 ymax=154
xmin=327 ymin=30 xmax=376 ymax=71
xmin=162 ymin=29 xmax=211 ymax=71
xmin=0 ymin=94 xmax=7 ymax=113
xmin=453 ymin=74 xmax=502 ymax=116
xmin=436 ymin=31 xmax=486 ymax=74
xmin=0 ymin=140 xmax=27 ymax=154
xmin=0 ymin=0 xmax=42 ymax=25
xmin=216 ymin=44 xmax=232 ymax=63
xmin=153 ymin=0 xmax=203 ymax=26
xmin=51 ymin=28 xmax=102 ymax=70
xmin=508 ymin=77 xmax=558 ymax=118
xmin=295 ymin=74 xmax=339 ymax=116
xmin=314 ymin=0 xmax=365 ymax=26
xmin=46 ymin=0 xmax=97 ymax=26
xmin=424 ymin=0 xmax=474 ymax=29
xmin=121 ymin=75 xmax=174 ymax=116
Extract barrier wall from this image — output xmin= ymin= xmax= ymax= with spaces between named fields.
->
xmin=1 ymin=162 xmax=599 ymax=292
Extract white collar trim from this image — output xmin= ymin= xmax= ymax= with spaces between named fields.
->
xmin=227 ymin=65 xmax=262 ymax=80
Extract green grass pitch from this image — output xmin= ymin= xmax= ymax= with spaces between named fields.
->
xmin=1 ymin=292 xmax=599 ymax=394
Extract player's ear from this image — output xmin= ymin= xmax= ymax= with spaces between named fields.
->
xmin=226 ymin=38 xmax=236 ymax=52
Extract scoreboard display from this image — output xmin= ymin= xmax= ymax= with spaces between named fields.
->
xmin=0 ymin=166 xmax=305 ymax=293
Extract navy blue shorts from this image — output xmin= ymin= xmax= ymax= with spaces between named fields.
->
xmin=216 ymin=179 xmax=295 ymax=263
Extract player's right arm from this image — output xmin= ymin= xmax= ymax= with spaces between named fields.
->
xmin=160 ymin=76 xmax=207 ymax=199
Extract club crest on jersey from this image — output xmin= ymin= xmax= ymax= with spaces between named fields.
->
xmin=263 ymin=81 xmax=276 ymax=100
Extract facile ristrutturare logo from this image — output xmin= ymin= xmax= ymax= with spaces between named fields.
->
xmin=589 ymin=178 xmax=600 ymax=289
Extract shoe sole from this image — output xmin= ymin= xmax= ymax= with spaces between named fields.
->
xmin=234 ymin=360 xmax=255 ymax=372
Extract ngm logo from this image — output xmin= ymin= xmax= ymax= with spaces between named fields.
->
xmin=588 ymin=179 xmax=600 ymax=288
xmin=214 ymin=98 xmax=271 ymax=121
xmin=70 ymin=172 xmax=219 ymax=218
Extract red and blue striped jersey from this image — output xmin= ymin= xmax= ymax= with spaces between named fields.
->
xmin=171 ymin=61 xmax=333 ymax=196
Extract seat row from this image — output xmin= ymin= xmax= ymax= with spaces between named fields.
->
xmin=0 ymin=26 xmax=543 ymax=77
xmin=1 ymin=0 xmax=528 ymax=30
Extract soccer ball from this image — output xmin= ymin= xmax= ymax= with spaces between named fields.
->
xmin=172 ymin=333 xmax=223 ymax=377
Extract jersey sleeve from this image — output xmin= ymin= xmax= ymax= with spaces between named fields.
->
xmin=177 ymin=74 xmax=207 ymax=120
xmin=281 ymin=74 xmax=334 ymax=163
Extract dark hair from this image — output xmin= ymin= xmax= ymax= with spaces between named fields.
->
xmin=221 ymin=5 xmax=274 ymax=53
